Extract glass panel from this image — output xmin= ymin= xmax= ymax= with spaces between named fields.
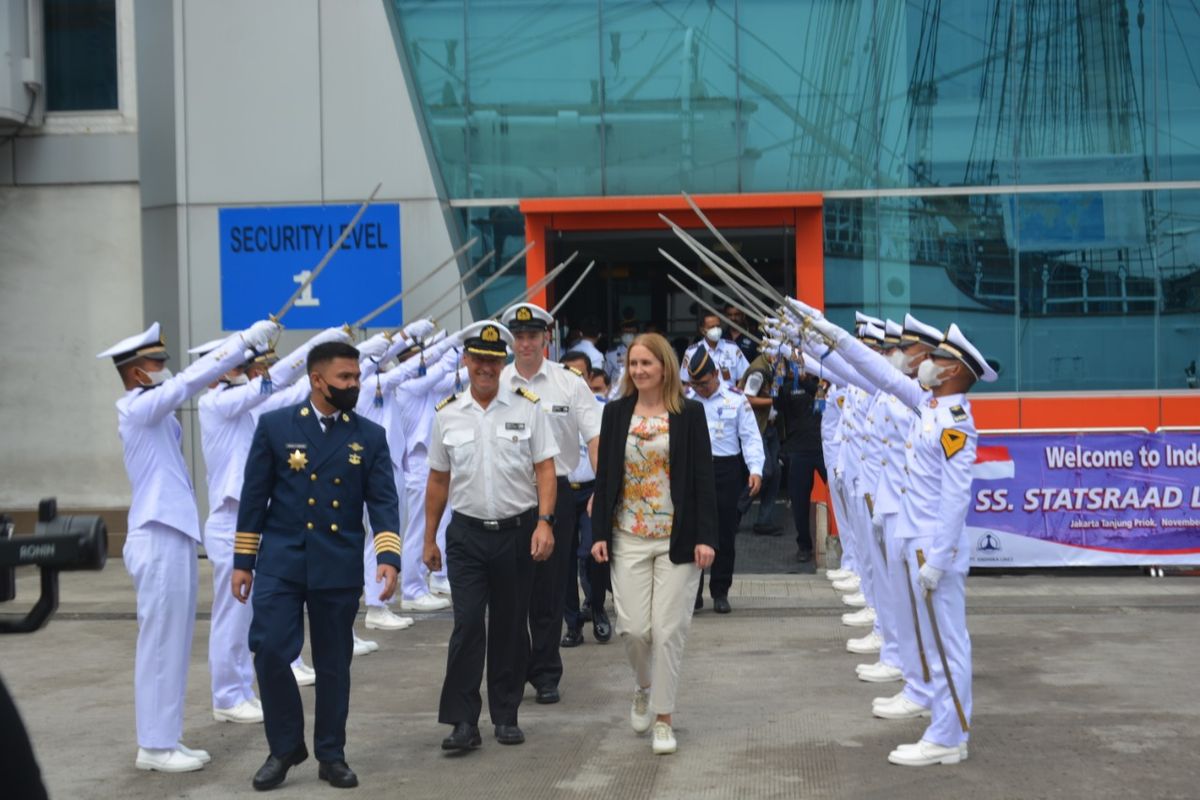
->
xmin=1154 ymin=188 xmax=1200 ymax=388
xmin=391 ymin=0 xmax=469 ymax=198
xmin=465 ymin=0 xmax=602 ymax=197
xmin=1155 ymin=1 xmax=1200 ymax=182
xmin=600 ymin=0 xmax=739 ymax=195
xmin=45 ymin=0 xmax=118 ymax=112
xmin=454 ymin=206 xmax=527 ymax=319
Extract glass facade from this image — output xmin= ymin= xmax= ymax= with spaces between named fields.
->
xmin=389 ymin=1 xmax=1200 ymax=392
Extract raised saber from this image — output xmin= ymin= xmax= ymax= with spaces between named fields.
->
xmin=659 ymin=214 xmax=777 ymax=319
xmin=407 ymin=251 xmax=495 ymax=322
xmin=667 ymin=275 xmax=762 ymax=345
xmin=487 ymin=251 xmax=579 ymax=321
xmin=915 ymin=548 xmax=970 ymax=733
xmin=275 ymin=182 xmax=382 ymax=321
xmin=682 ymin=191 xmax=791 ymax=307
xmin=660 ymin=247 xmax=769 ymax=330
xmin=431 ymin=241 xmax=536 ymax=324
xmin=352 ymin=236 xmax=479 ymax=329
xmin=549 ymin=259 xmax=597 ymax=317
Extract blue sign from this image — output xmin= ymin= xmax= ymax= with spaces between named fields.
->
xmin=219 ymin=203 xmax=402 ymax=329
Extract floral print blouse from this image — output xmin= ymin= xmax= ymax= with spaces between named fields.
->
xmin=615 ymin=413 xmax=673 ymax=539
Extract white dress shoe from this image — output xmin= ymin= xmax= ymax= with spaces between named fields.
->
xmin=353 ymin=633 xmax=379 ymax=656
xmin=873 ymin=690 xmax=906 ymax=707
xmin=841 ymin=607 xmax=876 ymax=627
xmin=178 ymin=744 xmax=211 ymax=764
xmin=292 ymin=661 xmax=316 ymax=686
xmin=832 ymin=575 xmax=861 ymax=592
xmin=857 ymin=662 xmax=904 ymax=683
xmin=841 ymin=591 xmax=867 ymax=607
xmin=429 ymin=575 xmax=452 ymax=596
xmin=887 ymin=739 xmax=967 ymax=766
xmin=847 ymin=631 xmax=883 ymax=654
xmin=135 ymin=747 xmax=205 ymax=773
xmin=401 ymin=593 xmax=452 ymax=612
xmin=213 ymin=699 xmax=264 ymax=724
xmin=651 ymin=721 xmax=677 ymax=755
xmin=365 ymin=606 xmax=415 ymax=630
xmin=630 ymin=687 xmax=653 ymax=734
xmin=249 ymin=696 xmax=263 ymax=709
xmin=826 ymin=568 xmax=853 ymax=581
xmin=873 ymin=696 xmax=932 ymax=720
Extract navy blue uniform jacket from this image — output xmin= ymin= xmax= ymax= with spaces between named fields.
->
xmin=234 ymin=401 xmax=402 ymax=589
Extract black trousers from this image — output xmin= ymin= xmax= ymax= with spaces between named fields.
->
xmin=0 ymin=676 xmax=48 ymax=800
xmin=563 ymin=484 xmax=609 ymax=630
xmin=249 ymin=573 xmax=359 ymax=762
xmin=440 ymin=510 xmax=535 ymax=726
xmin=786 ymin=451 xmax=828 ymax=554
xmin=703 ymin=456 xmax=747 ymax=599
xmin=526 ymin=479 xmax=576 ymax=690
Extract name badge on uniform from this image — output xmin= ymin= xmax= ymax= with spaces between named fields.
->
xmin=505 ymin=422 xmax=526 ymax=431
xmin=551 ymin=405 xmax=570 ymax=414
xmin=719 ymin=407 xmax=737 ymax=419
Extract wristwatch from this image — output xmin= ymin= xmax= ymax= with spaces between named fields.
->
xmin=538 ymin=514 xmax=556 ymax=525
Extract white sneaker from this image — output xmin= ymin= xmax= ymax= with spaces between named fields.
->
xmin=401 ymin=593 xmax=452 ymax=612
xmin=353 ymin=633 xmax=379 ymax=656
xmin=292 ymin=661 xmax=316 ymax=686
xmin=177 ymin=744 xmax=211 ymax=764
xmin=873 ymin=690 xmax=906 ymax=707
xmin=630 ymin=687 xmax=653 ymax=734
xmin=651 ymin=721 xmax=677 ymax=755
xmin=213 ymin=699 xmax=264 ymax=724
xmin=841 ymin=607 xmax=876 ymax=627
xmin=841 ymin=591 xmax=867 ymax=607
xmin=365 ymin=606 xmax=415 ymax=630
xmin=847 ymin=631 xmax=883 ymax=654
xmin=887 ymin=739 xmax=968 ymax=766
xmin=826 ymin=568 xmax=854 ymax=581
xmin=832 ymin=575 xmax=861 ymax=592
xmin=429 ymin=575 xmax=452 ymax=596
xmin=873 ymin=696 xmax=932 ymax=720
xmin=135 ymin=747 xmax=205 ymax=773
xmin=857 ymin=662 xmax=904 ymax=683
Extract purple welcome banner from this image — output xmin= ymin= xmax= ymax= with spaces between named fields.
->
xmin=965 ymin=430 xmax=1200 ymax=567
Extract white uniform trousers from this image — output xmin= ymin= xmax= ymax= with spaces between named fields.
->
xmin=827 ymin=473 xmax=859 ymax=575
xmin=402 ymin=459 xmax=449 ymax=600
xmin=203 ymin=501 xmax=256 ymax=709
xmin=885 ymin=520 xmax=933 ymax=707
xmin=124 ymin=522 xmax=198 ymax=750
xmin=362 ymin=516 xmax=388 ymax=608
xmin=903 ymin=536 xmax=972 ymax=746
xmin=844 ymin=485 xmax=878 ymax=611
xmin=610 ymin=530 xmax=703 ymax=716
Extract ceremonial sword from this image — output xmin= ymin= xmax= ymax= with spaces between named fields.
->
xmin=666 ymin=275 xmax=762 ymax=346
xmin=407 ymin=250 xmax=496 ymax=322
xmin=660 ymin=248 xmax=769 ymax=333
xmin=682 ymin=191 xmax=792 ymax=308
xmin=429 ymin=241 xmax=536 ymax=324
xmin=486 ymin=252 xmax=581 ymax=321
xmin=352 ymin=236 xmax=479 ymax=329
xmin=915 ymin=548 xmax=970 ymax=733
xmin=549 ymin=260 xmax=597 ymax=317
xmin=902 ymin=557 xmax=932 ymax=683
xmin=274 ymin=182 xmax=382 ymax=322
xmin=659 ymin=214 xmax=776 ymax=320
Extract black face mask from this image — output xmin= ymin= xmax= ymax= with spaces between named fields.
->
xmin=323 ymin=384 xmax=359 ymax=413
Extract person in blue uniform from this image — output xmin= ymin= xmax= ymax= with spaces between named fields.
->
xmin=232 ymin=340 xmax=402 ymax=791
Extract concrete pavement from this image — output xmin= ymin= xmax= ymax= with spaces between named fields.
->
xmin=3 ymin=563 xmax=1198 ymax=799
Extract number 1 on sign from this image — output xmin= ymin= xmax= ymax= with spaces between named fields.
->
xmin=292 ymin=270 xmax=320 ymax=307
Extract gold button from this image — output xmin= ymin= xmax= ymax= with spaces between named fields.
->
xmin=334 ymin=478 xmax=342 ymax=485
xmin=332 ymin=500 xmax=340 ymax=509
xmin=310 ymin=473 xmax=318 ymax=481
xmin=308 ymin=498 xmax=316 ymax=506
xmin=331 ymin=523 xmax=339 ymax=532
xmin=307 ymin=522 xmax=314 ymax=530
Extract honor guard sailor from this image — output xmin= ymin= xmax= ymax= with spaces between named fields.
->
xmin=98 ymin=318 xmax=278 ymax=773
xmin=232 ymin=341 xmax=402 ymax=790
xmin=424 ymin=320 xmax=560 ymax=752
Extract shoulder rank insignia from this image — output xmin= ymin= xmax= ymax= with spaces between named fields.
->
xmin=564 ymin=364 xmax=584 ymax=378
xmin=517 ymin=386 xmax=540 ymax=403
xmin=940 ymin=428 xmax=968 ymax=460
xmin=950 ymin=404 xmax=968 ymax=422
xmin=435 ymin=393 xmax=457 ymax=412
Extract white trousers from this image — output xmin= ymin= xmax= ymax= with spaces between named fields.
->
xmin=610 ymin=530 xmax=703 ymax=716
xmin=872 ymin=514 xmax=903 ymax=671
xmin=827 ymin=473 xmax=858 ymax=575
xmin=124 ymin=523 xmax=198 ymax=750
xmin=203 ymin=502 xmax=256 ymax=709
xmin=362 ymin=515 xmax=387 ymax=609
xmin=403 ymin=460 xmax=450 ymax=600
xmin=886 ymin=522 xmax=933 ymax=707
xmin=903 ymin=536 xmax=972 ymax=746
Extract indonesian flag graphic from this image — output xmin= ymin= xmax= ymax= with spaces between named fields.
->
xmin=973 ymin=444 xmax=1015 ymax=480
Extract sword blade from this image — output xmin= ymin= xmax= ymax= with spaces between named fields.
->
xmin=431 ymin=241 xmax=535 ymax=324
xmin=487 ymin=251 xmax=580 ymax=321
xmin=666 ymin=275 xmax=762 ymax=345
xmin=549 ymin=260 xmax=597 ymax=317
xmin=353 ymin=236 xmax=479 ymax=328
xmin=916 ymin=548 xmax=970 ymax=733
xmin=681 ymin=191 xmax=790 ymax=306
xmin=901 ymin=557 xmax=932 ymax=683
xmin=660 ymin=249 xmax=766 ymax=341
xmin=408 ymin=250 xmax=496 ymax=322
xmin=659 ymin=214 xmax=777 ymax=318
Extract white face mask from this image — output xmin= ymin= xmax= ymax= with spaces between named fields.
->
xmin=705 ymin=326 xmax=722 ymax=343
xmin=223 ymin=373 xmax=249 ymax=386
xmin=886 ymin=349 xmax=910 ymax=374
xmin=140 ymin=366 xmax=173 ymax=387
xmin=917 ymin=359 xmax=947 ymax=387
xmin=620 ymin=333 xmax=635 ymax=347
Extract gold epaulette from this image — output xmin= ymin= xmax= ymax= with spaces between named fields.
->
xmin=516 ymin=386 xmax=540 ymax=403
xmin=563 ymin=364 xmax=584 ymax=378
xmin=435 ymin=393 xmax=457 ymax=411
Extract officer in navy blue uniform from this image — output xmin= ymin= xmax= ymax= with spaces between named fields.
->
xmin=232 ymin=341 xmax=402 ymax=791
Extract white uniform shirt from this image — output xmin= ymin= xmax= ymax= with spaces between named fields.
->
xmin=686 ymin=385 xmax=766 ymax=475
xmin=500 ymin=359 xmax=602 ymax=476
xmin=567 ymin=338 xmax=604 ymax=370
xmin=604 ymin=345 xmax=627 ymax=380
xmin=116 ymin=335 xmax=248 ymax=540
xmin=680 ymin=339 xmax=750 ymax=388
xmin=428 ymin=388 xmax=560 ymax=519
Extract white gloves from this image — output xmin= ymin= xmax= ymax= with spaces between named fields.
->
xmin=242 ymin=319 xmax=280 ymax=351
xmin=402 ymin=318 xmax=436 ymax=342
xmin=918 ymin=562 xmax=943 ymax=592
xmin=310 ymin=326 xmax=353 ymax=347
xmin=786 ymin=297 xmax=822 ymax=319
xmin=809 ymin=315 xmax=846 ymax=345
xmin=357 ymin=332 xmax=391 ymax=361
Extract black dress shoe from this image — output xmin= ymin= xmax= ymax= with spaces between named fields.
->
xmin=441 ymin=722 xmax=482 ymax=751
xmin=796 ymin=549 xmax=813 ymax=563
xmin=252 ymin=744 xmax=308 ymax=791
xmin=535 ymin=685 xmax=560 ymax=704
xmin=494 ymin=724 xmax=525 ymax=745
xmin=580 ymin=601 xmax=593 ymax=622
xmin=318 ymin=760 xmax=358 ymax=789
xmin=753 ymin=523 xmax=782 ymax=536
xmin=592 ymin=609 xmax=612 ymax=643
xmin=713 ymin=596 xmax=732 ymax=614
xmin=561 ymin=627 xmax=584 ymax=648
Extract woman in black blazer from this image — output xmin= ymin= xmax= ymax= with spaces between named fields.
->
xmin=590 ymin=333 xmax=717 ymax=755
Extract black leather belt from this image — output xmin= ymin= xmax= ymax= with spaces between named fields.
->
xmin=713 ymin=454 xmax=743 ymax=463
xmin=452 ymin=508 xmax=537 ymax=532
xmin=570 ymin=480 xmax=595 ymax=491
xmin=556 ymin=476 xmax=573 ymax=487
